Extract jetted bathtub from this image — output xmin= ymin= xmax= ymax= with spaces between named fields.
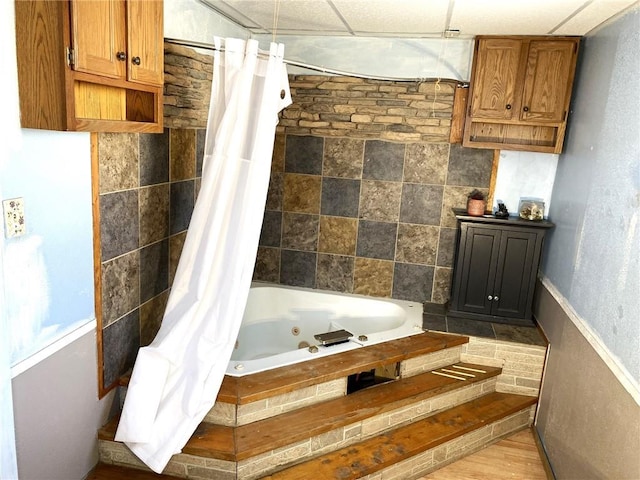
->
xmin=226 ymin=283 xmax=424 ymax=376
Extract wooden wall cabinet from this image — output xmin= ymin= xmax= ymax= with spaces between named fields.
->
xmin=449 ymin=211 xmax=554 ymax=326
xmin=15 ymin=0 xmax=164 ymax=133
xmin=463 ymin=36 xmax=579 ymax=154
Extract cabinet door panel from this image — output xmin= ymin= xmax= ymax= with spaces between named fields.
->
xmin=456 ymin=226 xmax=501 ymax=315
xmin=492 ymin=230 xmax=537 ymax=318
xmin=71 ymin=0 xmax=126 ymax=79
xmin=127 ymin=0 xmax=164 ymax=86
xmin=520 ymin=40 xmax=577 ymax=122
xmin=470 ymin=38 xmax=522 ymax=120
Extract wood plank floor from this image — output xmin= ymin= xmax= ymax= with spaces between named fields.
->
xmin=419 ymin=428 xmax=549 ymax=480
xmin=89 ymin=429 xmax=549 ymax=479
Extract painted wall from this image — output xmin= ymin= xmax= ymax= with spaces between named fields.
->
xmin=3 ymin=130 xmax=94 ymax=365
xmin=541 ymin=6 xmax=640 ymax=385
xmin=12 ymin=330 xmax=115 ymax=480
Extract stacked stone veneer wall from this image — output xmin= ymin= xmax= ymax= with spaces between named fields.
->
xmin=162 ymin=42 xmax=494 ymax=305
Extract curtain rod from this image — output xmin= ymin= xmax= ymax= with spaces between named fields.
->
xmin=164 ymin=37 xmax=451 ymax=83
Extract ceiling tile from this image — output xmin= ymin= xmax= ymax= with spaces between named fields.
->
xmin=332 ymin=0 xmax=451 ymax=35
xmin=553 ymin=0 xmax=637 ymax=35
xmin=449 ymin=0 xmax=588 ymax=35
xmin=217 ymin=0 xmax=349 ymax=33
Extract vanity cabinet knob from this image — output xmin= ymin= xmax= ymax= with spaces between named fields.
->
xmin=523 ymin=106 xmax=529 ymax=112
xmin=487 ymin=295 xmax=493 ymax=301
xmin=494 ymin=296 xmax=499 ymax=301
xmin=116 ymin=51 xmax=126 ymax=61
xmin=505 ymin=104 xmax=512 ymax=110
xmin=132 ymin=56 xmax=141 ymax=66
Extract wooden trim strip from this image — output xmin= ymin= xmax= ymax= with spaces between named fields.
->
xmin=91 ymin=132 xmax=107 ymax=398
xmin=486 ymin=149 xmax=500 ymax=211
xmin=452 ymin=364 xmax=487 ymax=373
xmin=441 ymin=368 xmax=475 ymax=377
xmin=431 ymin=370 xmax=467 ymax=381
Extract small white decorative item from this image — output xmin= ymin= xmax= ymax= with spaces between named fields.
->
xmin=518 ymin=198 xmax=545 ymax=221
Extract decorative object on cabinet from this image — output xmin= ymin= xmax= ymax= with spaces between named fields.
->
xmin=495 ymin=202 xmax=509 ymax=218
xmin=463 ymin=36 xmax=579 ymax=154
xmin=448 ymin=209 xmax=554 ymax=326
xmin=518 ymin=198 xmax=545 ymax=221
xmin=14 ymin=0 xmax=164 ymax=133
xmin=466 ymin=189 xmax=487 ymax=216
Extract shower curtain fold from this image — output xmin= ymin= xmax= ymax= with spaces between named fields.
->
xmin=115 ymin=37 xmax=291 ymax=473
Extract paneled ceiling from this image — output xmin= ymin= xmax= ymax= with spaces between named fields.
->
xmin=200 ymin=0 xmax=637 ymax=38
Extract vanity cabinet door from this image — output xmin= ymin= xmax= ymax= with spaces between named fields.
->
xmin=469 ymin=38 xmax=523 ymax=121
xmin=520 ymin=40 xmax=577 ymax=123
xmin=126 ymin=0 xmax=164 ymax=86
xmin=70 ymin=0 xmax=126 ymax=79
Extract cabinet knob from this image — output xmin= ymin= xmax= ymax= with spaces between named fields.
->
xmin=494 ymin=296 xmax=499 ymax=301
xmin=505 ymin=104 xmax=512 ymax=110
xmin=132 ymin=56 xmax=141 ymax=66
xmin=116 ymin=51 xmax=126 ymax=61
xmin=487 ymin=295 xmax=493 ymax=301
xmin=523 ymin=106 xmax=529 ymax=112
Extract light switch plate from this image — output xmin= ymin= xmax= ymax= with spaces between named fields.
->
xmin=3 ymin=197 xmax=26 ymax=238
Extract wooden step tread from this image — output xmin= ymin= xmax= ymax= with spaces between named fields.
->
xmin=99 ymin=362 xmax=498 ymax=462
xmin=218 ymin=362 xmax=500 ymax=461
xmin=264 ymin=392 xmax=537 ymax=480
xmin=218 ymin=331 xmax=468 ymax=405
xmin=87 ymin=463 xmax=182 ymax=479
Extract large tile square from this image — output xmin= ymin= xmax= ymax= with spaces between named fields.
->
xmin=399 ymin=184 xmax=443 ymax=225
xmin=353 ymin=258 xmax=394 ymax=298
xmin=392 ymin=263 xmax=434 ymax=302
xmin=285 ymin=135 xmax=324 ymax=175
xmin=281 ymin=212 xmax=319 ymax=251
xmin=170 ymin=180 xmax=195 ymax=234
xmin=100 ymin=190 xmax=139 ymax=262
xmin=359 ymin=180 xmax=402 ymax=222
xmin=280 ymin=249 xmax=317 ymax=288
xmin=101 ymin=251 xmax=140 ymax=327
xmin=447 ymin=144 xmax=494 ymax=187
xmin=321 ymin=177 xmax=361 ymax=217
xmin=356 ymin=220 xmax=398 ymax=260
xmin=363 ymin=140 xmax=405 ymax=181
xmin=139 ymin=184 xmax=169 ymax=247
xmin=259 ymin=210 xmax=283 ymax=247
xmin=317 ymin=254 xmax=354 ymax=293
xmin=318 ymin=216 xmax=358 ymax=255
xmin=139 ymin=239 xmax=169 ymax=304
xmin=170 ymin=129 xmax=196 ymax=181
xmin=283 ymin=173 xmax=321 ymax=214
xmin=404 ymin=143 xmax=449 ymax=185
xmin=139 ymin=129 xmax=169 ymax=186
xmin=102 ymin=310 xmax=140 ymax=387
xmin=253 ymin=247 xmax=280 ymax=283
xmin=98 ymin=132 xmax=139 ymax=193
xmin=395 ymin=224 xmax=439 ymax=265
xmin=323 ymin=137 xmax=364 ymax=178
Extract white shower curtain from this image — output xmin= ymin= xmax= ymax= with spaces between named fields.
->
xmin=115 ymin=37 xmax=291 ymax=472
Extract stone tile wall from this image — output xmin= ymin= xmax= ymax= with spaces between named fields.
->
xmin=254 ymin=135 xmax=493 ymax=304
xmin=97 ymin=129 xmax=202 ymax=389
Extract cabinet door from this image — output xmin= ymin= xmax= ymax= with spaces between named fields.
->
xmin=469 ymin=38 xmax=523 ymax=120
xmin=70 ymin=0 xmax=126 ymax=79
xmin=454 ymin=226 xmax=501 ymax=315
xmin=127 ymin=0 xmax=164 ymax=86
xmin=491 ymin=229 xmax=538 ymax=318
xmin=520 ymin=40 xmax=577 ymax=122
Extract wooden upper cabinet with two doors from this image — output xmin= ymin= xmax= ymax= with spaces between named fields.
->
xmin=15 ymin=0 xmax=164 ymax=133
xmin=463 ymin=36 xmax=580 ymax=154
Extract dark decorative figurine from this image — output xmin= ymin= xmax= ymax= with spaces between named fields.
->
xmin=495 ymin=202 xmax=509 ymax=218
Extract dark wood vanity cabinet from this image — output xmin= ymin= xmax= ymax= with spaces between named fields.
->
xmin=449 ymin=212 xmax=553 ymax=325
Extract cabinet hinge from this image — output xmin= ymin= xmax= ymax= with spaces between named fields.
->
xmin=66 ymin=47 xmax=75 ymax=67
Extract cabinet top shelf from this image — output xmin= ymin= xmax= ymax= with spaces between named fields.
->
xmin=453 ymin=209 xmax=555 ymax=228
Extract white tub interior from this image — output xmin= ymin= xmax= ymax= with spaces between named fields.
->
xmin=226 ymin=284 xmax=424 ymax=377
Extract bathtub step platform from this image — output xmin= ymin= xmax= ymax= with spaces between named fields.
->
xmin=99 ymin=362 xmax=501 ymax=463
xmin=264 ymin=392 xmax=537 ymax=480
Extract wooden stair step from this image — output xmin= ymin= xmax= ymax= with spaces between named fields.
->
xmin=217 ymin=332 xmax=468 ymax=404
xmin=264 ymin=392 xmax=537 ymax=480
xmin=226 ymin=362 xmax=500 ymax=461
xmin=99 ymin=362 xmax=499 ymax=463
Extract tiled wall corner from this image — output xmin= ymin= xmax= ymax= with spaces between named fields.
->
xmin=98 ymin=127 xmax=204 ymax=389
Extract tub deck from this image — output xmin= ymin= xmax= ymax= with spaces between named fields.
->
xmin=217 ymin=331 xmax=467 ymax=405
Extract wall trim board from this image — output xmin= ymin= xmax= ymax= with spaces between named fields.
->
xmin=539 ymin=275 xmax=640 ymax=405
xmin=10 ymin=319 xmax=96 ymax=379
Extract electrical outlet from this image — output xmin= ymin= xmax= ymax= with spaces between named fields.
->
xmin=3 ymin=197 xmax=26 ymax=238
